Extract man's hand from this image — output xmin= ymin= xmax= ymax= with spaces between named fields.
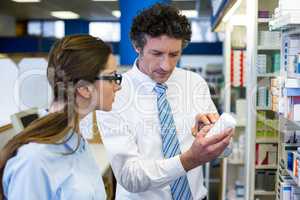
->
xmin=180 ymin=127 xmax=234 ymax=172
xmin=191 ymin=113 xmax=219 ymax=137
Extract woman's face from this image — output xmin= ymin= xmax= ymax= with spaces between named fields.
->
xmin=94 ymin=54 xmax=121 ymax=111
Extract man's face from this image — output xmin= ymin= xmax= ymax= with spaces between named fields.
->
xmin=137 ymin=35 xmax=182 ymax=83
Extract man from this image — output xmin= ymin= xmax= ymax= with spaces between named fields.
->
xmin=98 ymin=3 xmax=234 ymax=200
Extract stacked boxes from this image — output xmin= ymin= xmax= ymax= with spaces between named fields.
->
xmin=258 ymin=10 xmax=270 ymax=18
xmin=283 ymin=37 xmax=300 ymax=74
xmin=257 ymin=54 xmax=280 ymax=74
xmin=257 ymin=86 xmax=270 ymax=107
xmin=257 ymin=54 xmax=267 ymax=74
xmin=284 ymin=131 xmax=300 ymax=143
xmin=272 ymin=53 xmax=281 ymax=73
xmin=255 ymin=170 xmax=276 ymax=191
xmin=276 ymin=0 xmax=300 ymax=17
xmin=283 ymin=79 xmax=300 ymax=121
xmin=255 ymin=144 xmax=277 ymax=166
xmin=271 ymin=77 xmax=280 ymax=112
xmin=256 ymin=111 xmax=278 ymax=139
xmin=280 ymin=182 xmax=300 ymax=200
xmin=231 ymin=49 xmax=246 ymax=87
xmin=258 ymin=31 xmax=281 ymax=47
xmin=257 ymin=78 xmax=271 ymax=107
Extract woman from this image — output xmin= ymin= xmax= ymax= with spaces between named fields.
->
xmin=0 ymin=35 xmax=122 ymax=200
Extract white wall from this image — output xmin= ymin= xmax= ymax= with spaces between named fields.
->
xmin=0 ymin=58 xmax=51 ymax=127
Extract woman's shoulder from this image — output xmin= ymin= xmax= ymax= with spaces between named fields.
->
xmin=18 ymin=142 xmax=51 ymax=159
xmin=2 ymin=143 xmax=55 ymax=198
xmin=5 ymin=142 xmax=58 ymax=173
xmin=5 ymin=143 xmax=47 ymax=170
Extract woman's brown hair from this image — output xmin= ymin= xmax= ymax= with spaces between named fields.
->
xmin=0 ymin=35 xmax=112 ymax=199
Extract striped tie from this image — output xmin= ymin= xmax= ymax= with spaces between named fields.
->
xmin=154 ymin=83 xmax=192 ymax=200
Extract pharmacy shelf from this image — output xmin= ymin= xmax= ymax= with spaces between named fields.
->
xmin=257 ymin=106 xmax=272 ymax=111
xmin=286 ymin=169 xmax=299 ymax=186
xmin=259 ymin=118 xmax=278 ymax=131
xmin=237 ymin=120 xmax=246 ymax=127
xmin=288 ymin=73 xmax=300 ymax=80
xmin=257 ymin=73 xmax=280 ymax=78
xmin=231 ymin=114 xmax=246 ymax=127
xmin=279 ymin=115 xmax=300 ymax=131
xmin=228 ymin=159 xmax=244 ymax=165
xmin=254 ymin=190 xmax=276 ymax=196
xmin=211 ymin=0 xmax=237 ymax=31
xmin=269 ymin=13 xmax=300 ymax=31
xmin=255 ymin=165 xmax=277 ymax=170
xmin=256 ymin=138 xmax=278 ymax=144
xmin=283 ymin=143 xmax=300 ymax=148
xmin=257 ymin=45 xmax=281 ymax=50
xmin=258 ymin=18 xmax=271 ymax=23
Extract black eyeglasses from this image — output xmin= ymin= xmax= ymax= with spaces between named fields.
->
xmin=95 ymin=72 xmax=122 ymax=85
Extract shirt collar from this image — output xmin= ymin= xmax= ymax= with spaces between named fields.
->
xmin=63 ymin=130 xmax=86 ymax=152
xmin=131 ymin=59 xmax=157 ymax=93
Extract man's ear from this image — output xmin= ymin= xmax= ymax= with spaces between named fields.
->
xmin=76 ymin=86 xmax=92 ymax=99
xmin=132 ymin=43 xmax=141 ymax=54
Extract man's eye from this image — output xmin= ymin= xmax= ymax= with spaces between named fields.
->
xmin=170 ymin=54 xmax=179 ymax=57
xmin=152 ymin=52 xmax=161 ymax=56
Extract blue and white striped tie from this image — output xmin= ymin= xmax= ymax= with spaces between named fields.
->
xmin=154 ymin=83 xmax=192 ymax=200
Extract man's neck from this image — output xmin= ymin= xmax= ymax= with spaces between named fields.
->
xmin=136 ymin=58 xmax=148 ymax=76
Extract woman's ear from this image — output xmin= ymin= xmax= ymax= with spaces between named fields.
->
xmin=76 ymin=80 xmax=93 ymax=99
xmin=76 ymin=86 xmax=92 ymax=99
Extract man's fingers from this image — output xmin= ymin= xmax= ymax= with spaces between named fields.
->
xmin=202 ymin=125 xmax=212 ymax=133
xmin=209 ymin=134 xmax=232 ymax=155
xmin=207 ymin=113 xmax=219 ymax=124
xmin=219 ymin=128 xmax=234 ymax=137
xmin=213 ymin=113 xmax=220 ymax=119
xmin=195 ymin=114 xmax=212 ymax=131
xmin=200 ymin=130 xmax=231 ymax=146
xmin=198 ymin=115 xmax=211 ymax=124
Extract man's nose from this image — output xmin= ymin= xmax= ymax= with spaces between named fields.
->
xmin=160 ymin=56 xmax=173 ymax=71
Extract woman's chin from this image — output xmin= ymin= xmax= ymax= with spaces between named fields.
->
xmin=101 ymin=105 xmax=112 ymax=112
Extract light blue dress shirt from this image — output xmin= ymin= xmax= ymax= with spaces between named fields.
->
xmin=3 ymin=132 xmax=107 ymax=200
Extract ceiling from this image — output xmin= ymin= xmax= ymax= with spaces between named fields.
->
xmin=0 ymin=0 xmax=212 ymax=21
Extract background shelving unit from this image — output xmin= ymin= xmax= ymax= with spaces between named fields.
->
xmin=245 ymin=1 xmax=282 ymax=200
xmin=211 ymin=0 xmax=248 ymax=199
xmin=210 ymin=0 xmax=297 ymax=199
xmin=268 ymin=2 xmax=300 ymax=198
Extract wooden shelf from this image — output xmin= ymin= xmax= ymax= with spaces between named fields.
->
xmin=257 ymin=106 xmax=272 ymax=111
xmin=258 ymin=18 xmax=271 ymax=23
xmin=283 ymin=143 xmax=300 ymax=147
xmin=236 ymin=121 xmax=246 ymax=127
xmin=258 ymin=45 xmax=280 ymax=50
xmin=256 ymin=138 xmax=278 ymax=144
xmin=228 ymin=159 xmax=244 ymax=165
xmin=254 ymin=190 xmax=276 ymax=196
xmin=255 ymin=165 xmax=277 ymax=170
xmin=0 ymin=124 xmax=12 ymax=133
xmin=257 ymin=73 xmax=280 ymax=78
